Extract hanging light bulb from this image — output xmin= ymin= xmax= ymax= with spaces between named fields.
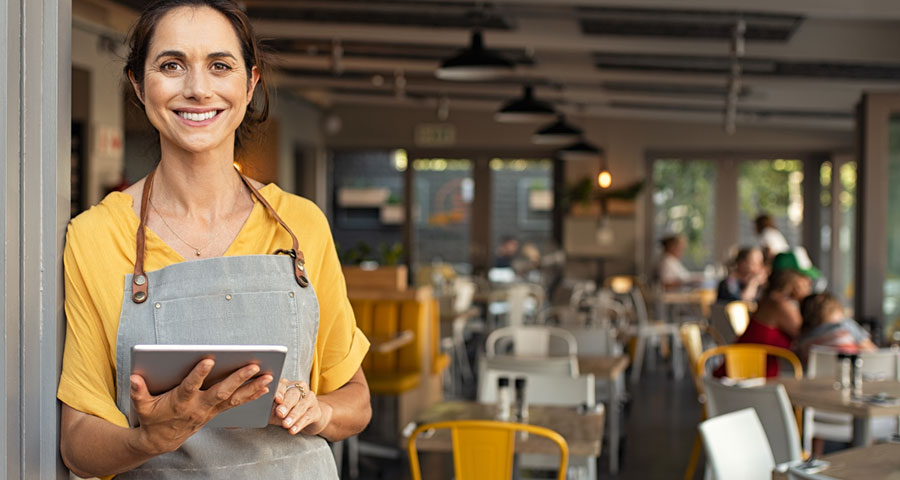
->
xmin=598 ymin=168 xmax=612 ymax=189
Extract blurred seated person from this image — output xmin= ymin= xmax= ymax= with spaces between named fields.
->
xmin=795 ymin=292 xmax=876 ymax=365
xmin=716 ymin=246 xmax=767 ymax=302
xmin=656 ymin=234 xmax=699 ymax=290
xmin=512 ymin=242 xmax=542 ymax=282
xmin=755 ymin=213 xmax=790 ymax=263
xmin=733 ymin=269 xmax=812 ymax=377
xmin=494 ymin=235 xmax=520 ymax=268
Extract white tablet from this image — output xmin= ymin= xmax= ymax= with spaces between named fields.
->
xmin=130 ymin=344 xmax=288 ymax=428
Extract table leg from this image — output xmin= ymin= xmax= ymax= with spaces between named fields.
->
xmin=852 ymin=416 xmax=872 ymax=447
xmin=609 ymin=377 xmax=621 ymax=474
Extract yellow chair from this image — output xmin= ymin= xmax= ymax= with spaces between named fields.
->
xmin=679 ymin=322 xmax=708 ymax=395
xmin=408 ymin=420 xmax=569 ymax=480
xmin=684 ymin=344 xmax=804 ymax=480
xmin=696 ymin=344 xmax=802 ymax=381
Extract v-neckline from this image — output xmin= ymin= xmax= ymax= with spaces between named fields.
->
xmin=117 ymin=185 xmax=270 ymax=262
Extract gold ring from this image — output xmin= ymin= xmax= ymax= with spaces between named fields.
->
xmin=284 ymin=382 xmax=306 ymax=399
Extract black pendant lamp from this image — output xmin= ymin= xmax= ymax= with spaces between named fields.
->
xmin=436 ymin=31 xmax=515 ymax=81
xmin=558 ymin=139 xmax=603 ymax=162
xmin=532 ymin=115 xmax=583 ymax=145
xmin=495 ymin=86 xmax=556 ymax=123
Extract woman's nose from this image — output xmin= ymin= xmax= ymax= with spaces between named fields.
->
xmin=183 ymin=68 xmax=212 ymax=100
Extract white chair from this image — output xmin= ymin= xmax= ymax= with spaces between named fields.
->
xmin=702 ymin=377 xmax=802 ymax=465
xmin=478 ymin=370 xmax=598 ymax=480
xmin=699 ymin=408 xmax=775 ymax=480
xmin=804 ymin=346 xmax=900 ymax=449
xmin=481 ymin=354 xmax=579 ymax=376
xmin=564 ymin=326 xmax=622 ymax=356
xmin=478 ymin=369 xmax=596 ymax=407
xmin=605 ymin=276 xmax=682 ymax=383
xmin=485 ymin=325 xmax=578 ymax=358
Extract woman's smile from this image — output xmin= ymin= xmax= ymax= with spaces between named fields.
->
xmin=135 ymin=6 xmax=258 ymax=155
xmin=173 ymin=107 xmax=224 ymax=126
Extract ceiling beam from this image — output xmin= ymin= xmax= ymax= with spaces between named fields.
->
xmin=403 ymin=0 xmax=900 ymax=21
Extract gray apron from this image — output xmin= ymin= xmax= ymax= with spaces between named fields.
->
xmin=113 ymin=169 xmax=339 ymax=479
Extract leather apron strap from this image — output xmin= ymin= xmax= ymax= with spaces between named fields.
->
xmin=131 ymin=165 xmax=309 ymax=304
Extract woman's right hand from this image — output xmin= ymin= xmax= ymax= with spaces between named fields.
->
xmin=128 ymin=359 xmax=273 ymax=455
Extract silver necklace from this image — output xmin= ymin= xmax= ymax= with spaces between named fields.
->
xmin=149 ymin=182 xmax=244 ymax=257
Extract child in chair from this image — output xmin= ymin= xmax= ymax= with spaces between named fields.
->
xmin=796 ymin=292 xmax=876 ymax=364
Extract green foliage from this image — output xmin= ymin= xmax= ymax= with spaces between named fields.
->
xmin=653 ymin=160 xmax=716 ymax=269
xmin=343 ymin=241 xmax=373 ymax=265
xmin=339 ymin=241 xmax=405 ymax=266
xmin=379 ymin=242 xmax=405 ymax=266
xmin=737 ymin=159 xmax=802 ymax=221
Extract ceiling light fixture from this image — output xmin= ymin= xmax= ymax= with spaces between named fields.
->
xmin=532 ymin=115 xmax=583 ymax=145
xmin=436 ymin=30 xmax=514 ymax=81
xmin=558 ymin=139 xmax=603 ymax=162
xmin=495 ymin=86 xmax=556 ymax=123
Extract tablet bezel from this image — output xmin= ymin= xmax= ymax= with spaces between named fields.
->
xmin=130 ymin=344 xmax=288 ymax=428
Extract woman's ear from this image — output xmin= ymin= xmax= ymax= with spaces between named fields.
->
xmin=246 ymin=66 xmax=260 ymax=104
xmin=128 ymin=70 xmax=144 ymax=104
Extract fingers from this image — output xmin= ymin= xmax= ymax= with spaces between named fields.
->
xmin=130 ymin=374 xmax=153 ymax=416
xmin=176 ymin=359 xmax=215 ymax=402
xmin=275 ymin=381 xmax=307 ymax=419
xmin=223 ymin=374 xmax=273 ymax=409
xmin=282 ymin=392 xmax=316 ymax=435
xmin=203 ymin=363 xmax=260 ymax=408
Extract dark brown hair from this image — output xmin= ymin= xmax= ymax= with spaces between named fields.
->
xmin=124 ymin=0 xmax=270 ymax=150
xmin=755 ymin=214 xmax=776 ymax=232
xmin=800 ymin=292 xmax=844 ymax=334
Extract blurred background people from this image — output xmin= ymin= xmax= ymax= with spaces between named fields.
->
xmin=717 ymin=246 xmax=767 ymax=302
xmin=733 ymin=269 xmax=812 ymax=377
xmin=656 ymin=234 xmax=695 ymax=290
xmin=755 ymin=213 xmax=790 ymax=263
xmin=493 ymin=235 xmax=520 ymax=269
xmin=796 ymin=292 xmax=876 ymax=364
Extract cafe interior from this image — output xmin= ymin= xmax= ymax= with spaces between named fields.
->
xmin=69 ymin=0 xmax=900 ymax=478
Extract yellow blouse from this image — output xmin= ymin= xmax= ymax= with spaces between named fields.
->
xmin=58 ymin=184 xmax=369 ymax=428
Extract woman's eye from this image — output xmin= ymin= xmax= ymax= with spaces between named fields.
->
xmin=161 ymin=62 xmax=182 ymax=72
xmin=212 ymin=62 xmax=231 ymax=71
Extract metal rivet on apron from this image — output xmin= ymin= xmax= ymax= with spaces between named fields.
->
xmin=134 ymin=274 xmax=146 ymax=286
xmin=225 ymin=294 xmax=232 ymax=301
xmin=154 ymin=302 xmax=161 ymax=309
xmin=289 ymin=291 xmax=294 ymax=298
xmin=133 ymin=291 xmax=146 ymax=302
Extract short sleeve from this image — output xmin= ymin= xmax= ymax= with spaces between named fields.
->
xmin=308 ymin=211 xmax=370 ymax=395
xmin=57 ymin=225 xmax=129 ymax=428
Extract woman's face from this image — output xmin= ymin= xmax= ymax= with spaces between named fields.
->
xmin=133 ymin=6 xmax=259 ymax=155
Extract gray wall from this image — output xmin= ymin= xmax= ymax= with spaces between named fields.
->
xmin=1 ymin=0 xmax=71 ymax=477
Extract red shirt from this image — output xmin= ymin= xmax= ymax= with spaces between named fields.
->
xmin=735 ymin=318 xmax=792 ymax=377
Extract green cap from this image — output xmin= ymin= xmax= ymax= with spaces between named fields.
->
xmin=772 ymin=248 xmax=821 ymax=279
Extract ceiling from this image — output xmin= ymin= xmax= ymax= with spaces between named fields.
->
xmin=104 ymin=0 xmax=900 ymax=130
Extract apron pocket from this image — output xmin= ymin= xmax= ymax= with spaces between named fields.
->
xmin=153 ymin=290 xmax=299 ymax=348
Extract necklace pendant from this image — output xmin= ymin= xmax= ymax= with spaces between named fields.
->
xmin=195 ymin=249 xmax=202 ymax=256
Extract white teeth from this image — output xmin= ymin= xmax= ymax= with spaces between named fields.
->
xmin=178 ymin=110 xmax=217 ymax=122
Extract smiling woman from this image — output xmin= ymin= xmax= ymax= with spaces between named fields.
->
xmin=57 ymin=1 xmax=371 ymax=479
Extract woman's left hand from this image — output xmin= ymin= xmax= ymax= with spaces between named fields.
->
xmin=269 ymin=379 xmax=333 ymax=435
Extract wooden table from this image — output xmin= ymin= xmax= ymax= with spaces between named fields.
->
xmin=776 ymin=378 xmax=900 ymax=446
xmin=578 ymin=355 xmax=629 ymax=475
xmin=772 ymin=442 xmax=900 ymax=479
xmin=411 ymin=400 xmax=605 ymax=457
xmin=662 ymin=288 xmax=716 ymax=320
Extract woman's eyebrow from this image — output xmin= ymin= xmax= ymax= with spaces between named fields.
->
xmin=153 ymin=50 xmax=185 ymax=62
xmin=207 ymin=52 xmax=237 ymax=61
xmin=151 ymin=51 xmax=237 ymax=62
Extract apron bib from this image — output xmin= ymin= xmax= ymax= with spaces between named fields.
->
xmin=112 ymin=169 xmax=338 ymax=479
